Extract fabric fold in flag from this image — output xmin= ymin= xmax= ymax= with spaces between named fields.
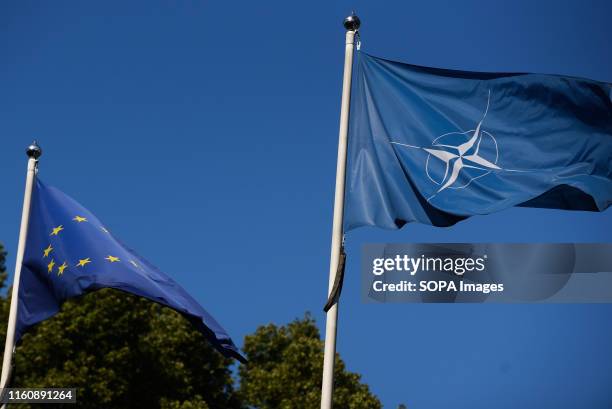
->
xmin=345 ymin=52 xmax=612 ymax=230
xmin=18 ymin=179 xmax=245 ymax=362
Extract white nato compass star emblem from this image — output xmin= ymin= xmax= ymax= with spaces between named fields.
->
xmin=391 ymin=90 xmax=518 ymax=202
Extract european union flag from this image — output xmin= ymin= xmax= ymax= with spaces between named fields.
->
xmin=17 ymin=179 xmax=244 ymax=362
xmin=345 ymin=53 xmax=612 ymax=230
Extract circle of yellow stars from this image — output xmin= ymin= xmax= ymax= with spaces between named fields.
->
xmin=42 ymin=215 xmax=139 ymax=277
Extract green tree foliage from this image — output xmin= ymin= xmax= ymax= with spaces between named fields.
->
xmin=0 ymin=243 xmax=8 ymax=351
xmin=11 ymin=289 xmax=241 ymax=409
xmin=160 ymin=395 xmax=210 ymax=409
xmin=239 ymin=314 xmax=382 ymax=409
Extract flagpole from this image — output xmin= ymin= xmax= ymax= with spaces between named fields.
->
xmin=320 ymin=13 xmax=360 ymax=409
xmin=0 ymin=142 xmax=42 ymax=399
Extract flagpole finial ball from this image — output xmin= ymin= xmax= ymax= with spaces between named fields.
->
xmin=26 ymin=141 xmax=42 ymax=159
xmin=343 ymin=13 xmax=360 ymax=31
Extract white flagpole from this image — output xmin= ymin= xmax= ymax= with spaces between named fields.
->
xmin=320 ymin=13 xmax=360 ymax=409
xmin=0 ymin=142 xmax=42 ymax=399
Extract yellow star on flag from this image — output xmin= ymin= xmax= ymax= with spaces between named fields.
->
xmin=76 ymin=258 xmax=91 ymax=267
xmin=43 ymin=244 xmax=53 ymax=258
xmin=58 ymin=262 xmax=67 ymax=276
xmin=105 ymin=255 xmax=120 ymax=263
xmin=50 ymin=225 xmax=64 ymax=236
xmin=47 ymin=259 xmax=55 ymax=273
xmin=73 ymin=216 xmax=87 ymax=223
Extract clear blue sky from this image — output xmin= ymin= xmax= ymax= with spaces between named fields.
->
xmin=1 ymin=1 xmax=611 ymax=408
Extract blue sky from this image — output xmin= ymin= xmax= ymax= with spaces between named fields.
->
xmin=1 ymin=1 xmax=611 ymax=408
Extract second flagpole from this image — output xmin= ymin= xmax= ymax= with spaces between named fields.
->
xmin=0 ymin=142 xmax=42 ymax=407
xmin=320 ymin=13 xmax=360 ymax=409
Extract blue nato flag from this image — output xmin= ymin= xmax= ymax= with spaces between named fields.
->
xmin=17 ymin=179 xmax=245 ymax=362
xmin=345 ymin=53 xmax=612 ymax=230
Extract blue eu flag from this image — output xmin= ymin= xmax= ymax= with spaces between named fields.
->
xmin=18 ymin=179 xmax=245 ymax=362
xmin=345 ymin=53 xmax=612 ymax=230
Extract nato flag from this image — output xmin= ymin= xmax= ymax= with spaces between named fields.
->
xmin=17 ymin=179 xmax=245 ymax=362
xmin=345 ymin=53 xmax=612 ymax=230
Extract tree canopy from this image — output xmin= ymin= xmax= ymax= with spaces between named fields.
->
xmin=0 ymin=243 xmax=8 ymax=362
xmin=239 ymin=314 xmax=381 ymax=409
xmin=11 ymin=289 xmax=240 ymax=409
